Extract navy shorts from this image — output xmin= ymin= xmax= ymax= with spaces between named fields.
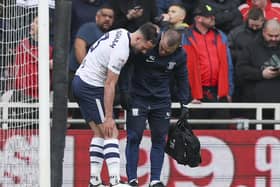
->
xmin=72 ymin=76 xmax=104 ymax=124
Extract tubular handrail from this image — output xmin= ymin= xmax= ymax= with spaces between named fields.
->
xmin=1 ymin=102 xmax=280 ymax=130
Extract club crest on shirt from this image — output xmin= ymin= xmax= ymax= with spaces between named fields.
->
xmin=132 ymin=108 xmax=139 ymax=116
xmin=145 ymin=55 xmax=156 ymax=63
xmin=165 ymin=112 xmax=171 ymax=119
xmin=167 ymin=62 xmax=176 ymax=70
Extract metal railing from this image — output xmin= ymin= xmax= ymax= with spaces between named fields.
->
xmin=0 ymin=98 xmax=280 ymax=129
xmin=67 ymin=102 xmax=280 ymax=130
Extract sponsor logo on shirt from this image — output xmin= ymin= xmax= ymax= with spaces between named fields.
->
xmin=110 ymin=30 xmax=122 ymax=48
xmin=167 ymin=62 xmax=176 ymax=70
xmin=145 ymin=55 xmax=156 ymax=63
xmin=132 ymin=108 xmax=139 ymax=116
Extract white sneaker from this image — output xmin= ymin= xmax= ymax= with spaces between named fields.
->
xmin=110 ymin=182 xmax=130 ymax=187
xmin=89 ymin=182 xmax=107 ymax=187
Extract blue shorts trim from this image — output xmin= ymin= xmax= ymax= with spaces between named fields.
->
xmin=72 ymin=76 xmax=104 ymax=124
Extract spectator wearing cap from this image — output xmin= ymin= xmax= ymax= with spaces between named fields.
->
xmin=239 ymin=0 xmax=280 ymax=21
xmin=182 ymin=3 xmax=234 ymax=129
xmin=200 ymin=0 xmax=243 ymax=34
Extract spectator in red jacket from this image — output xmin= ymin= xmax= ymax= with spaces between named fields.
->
xmin=13 ymin=16 xmax=53 ymax=101
xmin=239 ymin=0 xmax=280 ymax=21
xmin=182 ymin=3 xmax=234 ymax=129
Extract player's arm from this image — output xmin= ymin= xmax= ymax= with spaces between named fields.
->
xmin=174 ymin=51 xmax=190 ymax=105
xmin=103 ymin=70 xmax=119 ymax=137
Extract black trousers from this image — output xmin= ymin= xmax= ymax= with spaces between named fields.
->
xmin=190 ymin=86 xmax=231 ymax=129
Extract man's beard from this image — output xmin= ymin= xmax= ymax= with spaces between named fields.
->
xmin=265 ymin=40 xmax=280 ymax=47
xmin=202 ymin=21 xmax=215 ymax=29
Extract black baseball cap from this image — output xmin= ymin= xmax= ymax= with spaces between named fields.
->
xmin=193 ymin=3 xmax=215 ymax=17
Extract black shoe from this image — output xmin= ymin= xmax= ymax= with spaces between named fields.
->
xmin=89 ymin=182 xmax=106 ymax=187
xmin=128 ymin=179 xmax=138 ymax=186
xmin=149 ymin=182 xmax=165 ymax=187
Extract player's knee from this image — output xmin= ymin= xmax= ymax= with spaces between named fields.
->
xmin=89 ymin=121 xmax=104 ymax=137
xmin=151 ymin=134 xmax=165 ymax=145
xmin=127 ymin=130 xmax=142 ymax=145
xmin=112 ymin=126 xmax=119 ymax=138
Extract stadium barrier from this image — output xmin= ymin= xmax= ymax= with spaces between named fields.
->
xmin=1 ymin=101 xmax=280 ymax=186
xmin=1 ymin=101 xmax=280 ymax=129
xmin=67 ymin=102 xmax=280 ymax=130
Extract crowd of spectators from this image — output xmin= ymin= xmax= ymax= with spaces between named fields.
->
xmin=1 ymin=0 xmax=280 ymax=129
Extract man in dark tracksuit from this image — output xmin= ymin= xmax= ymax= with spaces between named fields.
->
xmin=119 ymin=29 xmax=190 ymax=187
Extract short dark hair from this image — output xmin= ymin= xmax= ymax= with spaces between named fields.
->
xmin=99 ymin=3 xmax=114 ymax=11
xmin=169 ymin=2 xmax=187 ymax=13
xmin=248 ymin=7 xmax=264 ymax=20
xmin=138 ymin=22 xmax=159 ymax=45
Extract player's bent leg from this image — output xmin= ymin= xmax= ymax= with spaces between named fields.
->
xmin=103 ymin=125 xmax=126 ymax=186
xmin=88 ymin=121 xmax=105 ymax=186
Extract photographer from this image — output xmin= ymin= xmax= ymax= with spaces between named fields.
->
xmin=236 ymin=19 xmax=280 ymax=124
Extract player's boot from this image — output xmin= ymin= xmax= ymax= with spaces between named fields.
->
xmin=110 ymin=181 xmax=130 ymax=187
xmin=149 ymin=182 xmax=165 ymax=187
xmin=89 ymin=182 xmax=107 ymax=187
xmin=128 ymin=179 xmax=138 ymax=187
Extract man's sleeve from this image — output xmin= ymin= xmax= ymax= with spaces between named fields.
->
xmin=118 ymin=56 xmax=134 ymax=93
xmin=220 ymin=31 xmax=234 ymax=96
xmin=236 ymin=44 xmax=263 ymax=81
xmin=108 ymin=38 xmax=129 ymax=75
xmin=174 ymin=50 xmax=190 ymax=105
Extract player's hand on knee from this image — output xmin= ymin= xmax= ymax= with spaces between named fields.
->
xmin=102 ymin=117 xmax=115 ymax=137
xmin=120 ymin=92 xmax=131 ymax=110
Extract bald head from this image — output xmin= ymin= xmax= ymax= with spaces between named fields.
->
xmin=164 ymin=29 xmax=182 ymax=47
xmin=262 ymin=19 xmax=280 ymax=46
xmin=159 ymin=29 xmax=181 ymax=56
xmin=263 ymin=19 xmax=280 ymax=31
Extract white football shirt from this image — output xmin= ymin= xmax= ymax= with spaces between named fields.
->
xmin=76 ymin=28 xmax=130 ymax=87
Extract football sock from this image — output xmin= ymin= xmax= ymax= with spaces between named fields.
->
xmin=89 ymin=137 xmax=104 ymax=185
xmin=104 ymin=138 xmax=120 ymax=185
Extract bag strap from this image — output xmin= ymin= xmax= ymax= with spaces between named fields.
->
xmin=176 ymin=118 xmax=193 ymax=133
